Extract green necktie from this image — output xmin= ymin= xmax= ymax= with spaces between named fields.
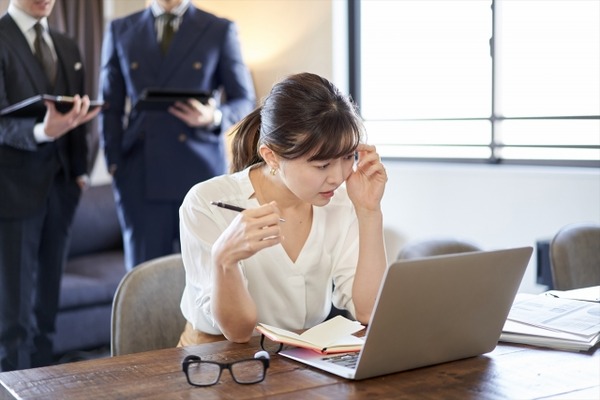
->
xmin=33 ymin=23 xmax=56 ymax=86
xmin=160 ymin=13 xmax=176 ymax=55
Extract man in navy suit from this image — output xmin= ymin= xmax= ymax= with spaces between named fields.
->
xmin=0 ymin=0 xmax=100 ymax=371
xmin=99 ymin=0 xmax=256 ymax=271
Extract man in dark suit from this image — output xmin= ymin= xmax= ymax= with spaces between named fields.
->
xmin=99 ymin=0 xmax=256 ymax=271
xmin=0 ymin=0 xmax=100 ymax=371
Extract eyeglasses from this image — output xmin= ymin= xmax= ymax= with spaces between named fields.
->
xmin=182 ymin=351 xmax=270 ymax=387
xmin=260 ymin=334 xmax=284 ymax=353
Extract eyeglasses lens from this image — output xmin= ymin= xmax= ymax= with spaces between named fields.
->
xmin=260 ymin=335 xmax=284 ymax=353
xmin=187 ymin=361 xmax=221 ymax=386
xmin=231 ymin=360 xmax=265 ymax=384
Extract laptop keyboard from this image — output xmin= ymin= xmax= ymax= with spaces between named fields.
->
xmin=322 ymin=353 xmax=359 ymax=369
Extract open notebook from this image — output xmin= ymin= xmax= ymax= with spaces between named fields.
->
xmin=279 ymin=246 xmax=533 ymax=380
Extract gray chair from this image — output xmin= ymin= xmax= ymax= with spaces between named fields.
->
xmin=111 ymin=253 xmax=186 ymax=356
xmin=550 ymin=223 xmax=600 ymax=290
xmin=397 ymin=238 xmax=481 ymax=260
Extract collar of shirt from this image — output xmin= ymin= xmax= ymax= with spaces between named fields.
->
xmin=151 ymin=0 xmax=189 ymax=38
xmin=8 ymin=4 xmax=55 ymax=56
xmin=151 ymin=0 xmax=190 ymax=19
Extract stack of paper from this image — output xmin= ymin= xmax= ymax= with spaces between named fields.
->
xmin=500 ymin=288 xmax=600 ymax=351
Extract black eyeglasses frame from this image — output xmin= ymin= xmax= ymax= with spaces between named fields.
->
xmin=182 ymin=354 xmax=270 ymax=387
xmin=260 ymin=334 xmax=285 ymax=353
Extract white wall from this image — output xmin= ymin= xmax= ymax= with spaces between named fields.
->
xmin=97 ymin=0 xmax=600 ymax=294
xmin=381 ymin=162 xmax=600 ymax=293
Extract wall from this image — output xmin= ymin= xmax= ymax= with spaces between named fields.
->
xmin=198 ymin=0 xmax=336 ymax=98
xmin=381 ymin=162 xmax=600 ymax=293
xmin=96 ymin=0 xmax=600 ymax=293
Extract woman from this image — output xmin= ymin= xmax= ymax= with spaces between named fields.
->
xmin=178 ymin=72 xmax=388 ymax=345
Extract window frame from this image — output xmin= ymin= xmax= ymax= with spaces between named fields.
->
xmin=348 ymin=0 xmax=600 ymax=168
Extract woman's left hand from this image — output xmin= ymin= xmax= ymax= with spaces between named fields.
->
xmin=345 ymin=143 xmax=387 ymax=213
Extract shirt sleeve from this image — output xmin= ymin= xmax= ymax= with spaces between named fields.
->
xmin=178 ymin=183 xmax=241 ymax=334
xmin=329 ymin=205 xmax=360 ymax=319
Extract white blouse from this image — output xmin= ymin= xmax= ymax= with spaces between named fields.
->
xmin=179 ymin=166 xmax=359 ymax=335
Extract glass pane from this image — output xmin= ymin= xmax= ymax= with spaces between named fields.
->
xmin=497 ymin=147 xmax=600 ymax=162
xmin=496 ymin=0 xmax=600 ymax=117
xmin=360 ymin=0 xmax=492 ymax=119
xmin=497 ymin=120 xmax=600 ymax=146
xmin=378 ymin=145 xmax=492 ymax=159
xmin=496 ymin=119 xmax=600 ymax=162
xmin=366 ymin=120 xmax=491 ymax=159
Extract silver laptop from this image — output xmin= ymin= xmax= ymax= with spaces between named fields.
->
xmin=279 ymin=246 xmax=533 ymax=380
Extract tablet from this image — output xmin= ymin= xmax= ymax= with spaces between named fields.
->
xmin=134 ymin=88 xmax=212 ymax=112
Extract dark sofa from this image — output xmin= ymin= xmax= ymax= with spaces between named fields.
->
xmin=53 ymin=183 xmax=127 ymax=356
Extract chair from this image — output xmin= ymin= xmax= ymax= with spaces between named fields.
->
xmin=111 ymin=253 xmax=186 ymax=356
xmin=397 ymin=238 xmax=481 ymax=260
xmin=549 ymin=223 xmax=600 ymax=290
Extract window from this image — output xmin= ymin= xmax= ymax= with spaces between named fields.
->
xmin=351 ymin=0 xmax=600 ymax=167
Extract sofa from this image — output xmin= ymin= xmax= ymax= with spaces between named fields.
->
xmin=53 ymin=183 xmax=127 ymax=357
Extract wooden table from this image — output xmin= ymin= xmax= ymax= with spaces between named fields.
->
xmin=1 ymin=338 xmax=598 ymax=399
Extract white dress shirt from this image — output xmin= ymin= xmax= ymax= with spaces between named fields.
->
xmin=179 ymin=166 xmax=359 ymax=335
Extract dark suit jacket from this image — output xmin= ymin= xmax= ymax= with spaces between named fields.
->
xmin=0 ymin=14 xmax=88 ymax=219
xmin=99 ymin=6 xmax=256 ymax=201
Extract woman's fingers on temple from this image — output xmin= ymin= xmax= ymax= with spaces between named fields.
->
xmin=356 ymin=144 xmax=379 ymax=163
xmin=355 ymin=146 xmax=385 ymax=176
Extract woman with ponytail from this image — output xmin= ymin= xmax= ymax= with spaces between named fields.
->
xmin=178 ymin=72 xmax=388 ymax=345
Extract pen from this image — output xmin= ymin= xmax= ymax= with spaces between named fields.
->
xmin=210 ymin=201 xmax=285 ymax=222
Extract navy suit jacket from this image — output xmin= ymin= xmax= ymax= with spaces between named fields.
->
xmin=0 ymin=14 xmax=88 ymax=218
xmin=99 ymin=6 xmax=256 ymax=201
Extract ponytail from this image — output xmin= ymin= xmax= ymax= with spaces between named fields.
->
xmin=229 ymin=107 xmax=263 ymax=173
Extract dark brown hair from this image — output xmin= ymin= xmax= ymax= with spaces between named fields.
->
xmin=230 ymin=72 xmax=364 ymax=173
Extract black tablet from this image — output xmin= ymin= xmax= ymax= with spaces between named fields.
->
xmin=134 ymin=88 xmax=212 ymax=112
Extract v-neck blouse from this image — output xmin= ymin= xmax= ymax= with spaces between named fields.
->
xmin=179 ymin=166 xmax=359 ymax=334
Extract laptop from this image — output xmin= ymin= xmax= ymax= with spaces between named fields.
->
xmin=279 ymin=246 xmax=533 ymax=380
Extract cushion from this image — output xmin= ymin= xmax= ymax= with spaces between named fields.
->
xmin=68 ymin=184 xmax=122 ymax=258
xmin=60 ymin=251 xmax=126 ymax=310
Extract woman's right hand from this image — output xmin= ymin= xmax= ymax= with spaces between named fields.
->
xmin=211 ymin=201 xmax=283 ymax=270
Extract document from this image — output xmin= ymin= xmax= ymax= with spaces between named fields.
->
xmin=0 ymin=94 xmax=104 ymax=118
xmin=545 ymin=285 xmax=600 ymax=303
xmin=500 ymin=292 xmax=600 ymax=351
xmin=133 ymin=88 xmax=212 ymax=112
xmin=255 ymin=315 xmax=365 ymax=354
